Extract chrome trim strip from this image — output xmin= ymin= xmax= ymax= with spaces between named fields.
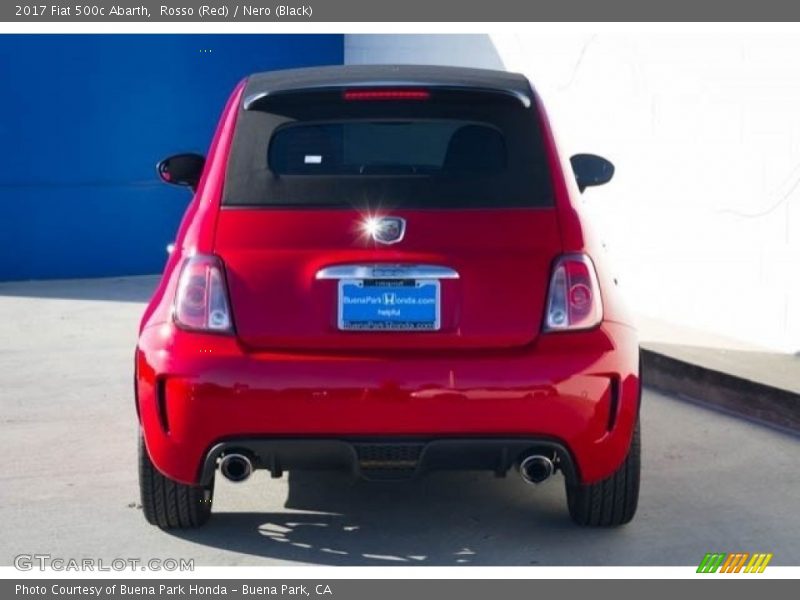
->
xmin=244 ymin=84 xmax=531 ymax=110
xmin=316 ymin=264 xmax=460 ymax=281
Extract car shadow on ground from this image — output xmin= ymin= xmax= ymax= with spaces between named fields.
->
xmin=168 ymin=470 xmax=624 ymax=565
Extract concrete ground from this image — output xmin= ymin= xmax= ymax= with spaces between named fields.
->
xmin=1 ymin=276 xmax=799 ymax=566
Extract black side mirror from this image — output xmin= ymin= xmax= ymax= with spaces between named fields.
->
xmin=157 ymin=153 xmax=205 ymax=190
xmin=570 ymin=153 xmax=614 ymax=193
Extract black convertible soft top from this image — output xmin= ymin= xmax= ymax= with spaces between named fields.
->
xmin=224 ymin=64 xmax=553 ymax=209
xmin=242 ymin=65 xmax=534 ymax=109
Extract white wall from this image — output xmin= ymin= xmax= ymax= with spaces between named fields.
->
xmin=345 ymin=34 xmax=800 ymax=353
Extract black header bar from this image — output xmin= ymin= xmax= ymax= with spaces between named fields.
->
xmin=5 ymin=1 xmax=800 ymax=22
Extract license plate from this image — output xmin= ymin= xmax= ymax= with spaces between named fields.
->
xmin=338 ymin=279 xmax=440 ymax=331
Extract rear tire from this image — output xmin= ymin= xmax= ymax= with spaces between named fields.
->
xmin=138 ymin=434 xmax=213 ymax=529
xmin=566 ymin=419 xmax=640 ymax=526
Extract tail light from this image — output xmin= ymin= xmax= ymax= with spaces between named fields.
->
xmin=544 ymin=254 xmax=603 ymax=331
xmin=173 ymin=254 xmax=233 ymax=333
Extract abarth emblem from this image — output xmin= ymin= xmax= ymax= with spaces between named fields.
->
xmin=369 ymin=217 xmax=406 ymax=244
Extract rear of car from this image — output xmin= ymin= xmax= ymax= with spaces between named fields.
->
xmin=136 ymin=65 xmax=640 ymax=530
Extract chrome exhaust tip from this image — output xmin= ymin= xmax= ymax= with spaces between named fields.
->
xmin=519 ymin=454 xmax=554 ymax=485
xmin=219 ymin=453 xmax=253 ymax=482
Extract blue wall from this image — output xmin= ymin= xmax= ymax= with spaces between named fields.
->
xmin=0 ymin=35 xmax=344 ymax=281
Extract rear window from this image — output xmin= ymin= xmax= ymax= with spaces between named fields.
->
xmin=268 ymin=121 xmax=506 ymax=176
xmin=223 ymin=90 xmax=554 ymax=209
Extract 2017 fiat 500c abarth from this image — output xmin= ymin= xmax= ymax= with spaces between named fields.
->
xmin=136 ymin=65 xmax=641 ymax=529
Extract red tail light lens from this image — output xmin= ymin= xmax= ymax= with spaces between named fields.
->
xmin=173 ymin=254 xmax=233 ymax=333
xmin=343 ymin=89 xmax=430 ymax=101
xmin=544 ymin=254 xmax=603 ymax=331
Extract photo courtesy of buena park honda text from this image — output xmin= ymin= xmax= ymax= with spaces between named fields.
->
xmin=0 ymin=0 xmax=798 ymax=597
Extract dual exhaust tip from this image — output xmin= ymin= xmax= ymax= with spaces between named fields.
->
xmin=519 ymin=454 xmax=555 ymax=485
xmin=220 ymin=451 xmax=555 ymax=484
xmin=219 ymin=452 xmax=253 ymax=482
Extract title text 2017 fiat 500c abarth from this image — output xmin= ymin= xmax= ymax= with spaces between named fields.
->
xmin=136 ymin=65 xmax=640 ymax=529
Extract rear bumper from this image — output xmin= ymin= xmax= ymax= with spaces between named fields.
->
xmin=136 ymin=321 xmax=639 ymax=486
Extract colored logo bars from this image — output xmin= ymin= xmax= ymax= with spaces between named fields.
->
xmin=697 ymin=552 xmax=773 ymax=573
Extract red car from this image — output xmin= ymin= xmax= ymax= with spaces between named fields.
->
xmin=136 ymin=65 xmax=640 ymax=529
